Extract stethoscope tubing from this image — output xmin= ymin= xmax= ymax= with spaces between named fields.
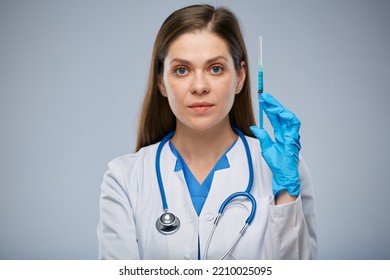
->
xmin=156 ymin=128 xmax=254 ymax=211
xmin=232 ymin=127 xmax=254 ymax=194
xmin=218 ymin=191 xmax=257 ymax=225
xmin=155 ymin=127 xmax=257 ymax=259
xmin=155 ymin=131 xmax=175 ymax=211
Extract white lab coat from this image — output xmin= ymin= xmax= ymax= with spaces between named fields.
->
xmin=97 ymin=136 xmax=317 ymax=259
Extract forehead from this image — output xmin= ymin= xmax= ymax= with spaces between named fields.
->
xmin=166 ymin=30 xmax=231 ymax=62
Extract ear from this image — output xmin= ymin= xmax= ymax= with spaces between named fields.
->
xmin=158 ymin=75 xmax=167 ymax=97
xmin=235 ymin=61 xmax=246 ymax=94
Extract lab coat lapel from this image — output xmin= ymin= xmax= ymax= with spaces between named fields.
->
xmin=204 ymin=137 xmax=249 ymax=211
xmin=160 ymin=143 xmax=198 ymax=219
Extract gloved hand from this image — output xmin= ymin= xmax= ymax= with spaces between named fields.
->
xmin=250 ymin=93 xmax=301 ymax=197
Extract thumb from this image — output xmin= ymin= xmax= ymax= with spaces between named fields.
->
xmin=250 ymin=126 xmax=273 ymax=151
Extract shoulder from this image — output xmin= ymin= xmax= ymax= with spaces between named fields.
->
xmin=227 ymin=134 xmax=263 ymax=170
xmin=244 ymin=135 xmax=260 ymax=146
xmin=244 ymin=135 xmax=262 ymax=155
xmin=105 ymin=143 xmax=160 ymax=180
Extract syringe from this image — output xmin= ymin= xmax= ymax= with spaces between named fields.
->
xmin=258 ymin=36 xmax=264 ymax=129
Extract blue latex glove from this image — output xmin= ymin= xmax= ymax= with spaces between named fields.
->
xmin=250 ymin=93 xmax=301 ymax=197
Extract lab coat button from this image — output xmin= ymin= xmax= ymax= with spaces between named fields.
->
xmin=184 ymin=254 xmax=192 ymax=260
xmin=204 ymin=213 xmax=214 ymax=221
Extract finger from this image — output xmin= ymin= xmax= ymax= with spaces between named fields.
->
xmin=261 ymin=99 xmax=284 ymax=122
xmin=276 ymin=114 xmax=300 ymax=154
xmin=250 ymin=126 xmax=274 ymax=151
xmin=261 ymin=102 xmax=284 ymax=144
xmin=279 ymin=111 xmax=301 ymax=127
xmin=260 ymin=93 xmax=285 ymax=109
xmin=261 ymin=93 xmax=300 ymax=145
xmin=263 ymin=96 xmax=300 ymax=133
xmin=262 ymin=93 xmax=298 ymax=124
xmin=278 ymin=111 xmax=301 ymax=143
xmin=261 ymin=93 xmax=286 ymax=132
xmin=284 ymin=132 xmax=301 ymax=154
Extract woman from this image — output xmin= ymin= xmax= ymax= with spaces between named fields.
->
xmin=97 ymin=4 xmax=317 ymax=260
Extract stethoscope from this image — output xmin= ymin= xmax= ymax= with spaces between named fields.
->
xmin=155 ymin=127 xmax=257 ymax=259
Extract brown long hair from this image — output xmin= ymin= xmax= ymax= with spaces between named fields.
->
xmin=135 ymin=4 xmax=255 ymax=151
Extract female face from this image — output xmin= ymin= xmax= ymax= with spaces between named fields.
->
xmin=158 ymin=30 xmax=246 ymax=133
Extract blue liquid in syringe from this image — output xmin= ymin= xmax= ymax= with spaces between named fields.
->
xmin=258 ymin=67 xmax=264 ymax=129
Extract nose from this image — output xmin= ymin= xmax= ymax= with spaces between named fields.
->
xmin=190 ymin=71 xmax=210 ymax=95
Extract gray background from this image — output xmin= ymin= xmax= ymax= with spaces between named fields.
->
xmin=1 ymin=0 xmax=389 ymax=259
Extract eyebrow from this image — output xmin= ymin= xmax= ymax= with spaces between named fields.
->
xmin=168 ymin=55 xmax=229 ymax=66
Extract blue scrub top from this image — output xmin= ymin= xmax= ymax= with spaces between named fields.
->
xmin=169 ymin=141 xmax=236 ymax=216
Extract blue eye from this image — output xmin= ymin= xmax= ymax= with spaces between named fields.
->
xmin=175 ymin=67 xmax=187 ymax=75
xmin=211 ymin=66 xmax=222 ymax=74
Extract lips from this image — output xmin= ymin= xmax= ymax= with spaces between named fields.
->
xmin=189 ymin=102 xmax=213 ymax=108
xmin=188 ymin=102 xmax=214 ymax=113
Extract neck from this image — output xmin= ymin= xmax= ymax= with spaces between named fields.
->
xmin=170 ymin=121 xmax=238 ymax=165
xmin=169 ymin=119 xmax=239 ymax=184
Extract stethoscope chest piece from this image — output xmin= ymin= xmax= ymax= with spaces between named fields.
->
xmin=156 ymin=212 xmax=180 ymax=235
